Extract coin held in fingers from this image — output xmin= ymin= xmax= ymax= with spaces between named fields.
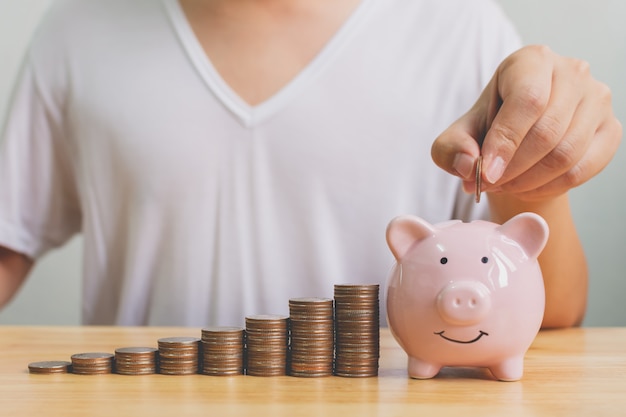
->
xmin=475 ymin=155 xmax=483 ymax=204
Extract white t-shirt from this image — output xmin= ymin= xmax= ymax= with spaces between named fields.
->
xmin=0 ymin=0 xmax=520 ymax=326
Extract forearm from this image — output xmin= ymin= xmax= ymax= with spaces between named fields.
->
xmin=487 ymin=193 xmax=587 ymax=329
xmin=0 ymin=246 xmax=33 ymax=309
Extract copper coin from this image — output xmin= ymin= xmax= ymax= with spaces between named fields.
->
xmin=28 ymin=361 xmax=72 ymax=374
xmin=475 ymin=155 xmax=483 ymax=203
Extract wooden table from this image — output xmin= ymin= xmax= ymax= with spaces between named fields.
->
xmin=0 ymin=326 xmax=625 ymax=416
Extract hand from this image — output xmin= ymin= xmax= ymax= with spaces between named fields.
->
xmin=0 ymin=246 xmax=33 ymax=309
xmin=431 ymin=45 xmax=622 ymax=202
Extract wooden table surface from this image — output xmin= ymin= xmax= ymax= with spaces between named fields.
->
xmin=0 ymin=326 xmax=625 ymax=416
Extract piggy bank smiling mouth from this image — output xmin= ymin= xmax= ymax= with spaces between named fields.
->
xmin=434 ymin=330 xmax=489 ymax=344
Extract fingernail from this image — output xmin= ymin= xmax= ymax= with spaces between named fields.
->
xmin=462 ymin=180 xmax=473 ymax=194
xmin=485 ymin=156 xmax=506 ymax=184
xmin=453 ymin=153 xmax=475 ymax=179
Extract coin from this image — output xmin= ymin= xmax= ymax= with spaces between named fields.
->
xmin=157 ymin=337 xmax=200 ymax=375
xmin=288 ymin=297 xmax=334 ymax=377
xmin=114 ymin=347 xmax=158 ymax=375
xmin=334 ymin=284 xmax=380 ymax=378
xmin=200 ymin=327 xmax=245 ymax=376
xmin=28 ymin=360 xmax=72 ymax=374
xmin=245 ymin=315 xmax=289 ymax=376
xmin=70 ymin=352 xmax=114 ymax=375
xmin=475 ymin=155 xmax=483 ymax=203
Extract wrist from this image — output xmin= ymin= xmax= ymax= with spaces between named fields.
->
xmin=487 ymin=192 xmax=571 ymax=225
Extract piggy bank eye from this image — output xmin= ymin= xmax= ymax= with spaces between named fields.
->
xmin=440 ymin=257 xmax=448 ymax=265
xmin=481 ymin=256 xmax=489 ymax=264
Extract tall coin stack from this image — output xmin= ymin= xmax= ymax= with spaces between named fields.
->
xmin=245 ymin=315 xmax=289 ymax=376
xmin=114 ymin=347 xmax=158 ymax=375
xmin=157 ymin=337 xmax=200 ymax=375
xmin=288 ymin=297 xmax=335 ymax=377
xmin=333 ymin=284 xmax=380 ymax=377
xmin=70 ymin=352 xmax=114 ymax=375
xmin=200 ymin=327 xmax=245 ymax=376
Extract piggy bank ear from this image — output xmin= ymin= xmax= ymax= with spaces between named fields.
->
xmin=386 ymin=215 xmax=436 ymax=261
xmin=496 ymin=212 xmax=549 ymax=259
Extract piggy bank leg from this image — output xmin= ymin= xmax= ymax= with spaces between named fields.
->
xmin=489 ymin=356 xmax=524 ymax=381
xmin=407 ymin=357 xmax=441 ymax=379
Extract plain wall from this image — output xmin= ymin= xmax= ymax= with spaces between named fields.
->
xmin=0 ymin=0 xmax=625 ymax=326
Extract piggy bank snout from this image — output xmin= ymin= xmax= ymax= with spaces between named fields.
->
xmin=436 ymin=281 xmax=491 ymax=326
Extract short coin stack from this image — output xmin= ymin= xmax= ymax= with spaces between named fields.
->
xmin=288 ymin=297 xmax=335 ymax=377
xmin=333 ymin=284 xmax=380 ymax=377
xmin=70 ymin=352 xmax=114 ymax=375
xmin=114 ymin=347 xmax=158 ymax=375
xmin=157 ymin=337 xmax=200 ymax=375
xmin=28 ymin=360 xmax=72 ymax=374
xmin=200 ymin=327 xmax=245 ymax=376
xmin=245 ymin=315 xmax=289 ymax=376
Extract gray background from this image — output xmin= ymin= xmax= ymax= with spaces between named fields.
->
xmin=1 ymin=0 xmax=624 ymax=326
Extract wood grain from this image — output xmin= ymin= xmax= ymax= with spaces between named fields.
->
xmin=0 ymin=326 xmax=624 ymax=416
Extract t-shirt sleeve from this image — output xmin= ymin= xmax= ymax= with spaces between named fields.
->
xmin=476 ymin=1 xmax=524 ymax=86
xmin=0 ymin=59 xmax=81 ymax=259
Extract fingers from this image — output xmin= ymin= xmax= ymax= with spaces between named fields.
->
xmin=490 ymin=57 xmax=620 ymax=199
xmin=499 ymin=117 xmax=622 ymax=201
xmin=494 ymin=55 xmax=584 ymax=186
xmin=495 ymin=77 xmax=606 ymax=195
xmin=433 ymin=45 xmax=557 ymax=191
xmin=431 ymin=107 xmax=482 ymax=179
xmin=432 ymin=44 xmax=622 ymax=202
xmin=480 ymin=45 xmax=554 ymax=185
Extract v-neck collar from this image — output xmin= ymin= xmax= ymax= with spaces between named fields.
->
xmin=162 ymin=0 xmax=375 ymax=128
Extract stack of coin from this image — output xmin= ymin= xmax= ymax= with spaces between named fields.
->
xmin=288 ymin=297 xmax=334 ymax=377
xmin=200 ymin=327 xmax=245 ymax=376
xmin=333 ymin=284 xmax=380 ymax=377
xmin=245 ymin=315 xmax=289 ymax=376
xmin=157 ymin=337 xmax=200 ymax=375
xmin=28 ymin=361 xmax=72 ymax=374
xmin=70 ymin=352 xmax=114 ymax=375
xmin=114 ymin=347 xmax=158 ymax=375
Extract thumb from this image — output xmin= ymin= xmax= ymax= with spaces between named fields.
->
xmin=431 ymin=109 xmax=483 ymax=181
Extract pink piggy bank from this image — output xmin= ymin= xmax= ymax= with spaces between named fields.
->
xmin=385 ymin=212 xmax=549 ymax=381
